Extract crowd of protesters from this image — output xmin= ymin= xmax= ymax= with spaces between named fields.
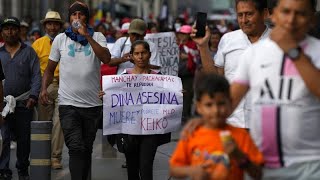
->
xmin=0 ymin=0 xmax=319 ymax=180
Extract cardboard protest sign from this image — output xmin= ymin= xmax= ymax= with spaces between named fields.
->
xmin=145 ymin=32 xmax=179 ymax=76
xmin=102 ymin=74 xmax=183 ymax=135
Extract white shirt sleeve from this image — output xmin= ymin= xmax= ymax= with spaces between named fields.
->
xmin=306 ymin=38 xmax=320 ymax=69
xmin=111 ymin=37 xmax=126 ymax=58
xmin=49 ymin=34 xmax=62 ymax=62
xmin=233 ymin=47 xmax=252 ymax=85
xmin=95 ymin=32 xmax=107 ymax=48
xmin=214 ymin=35 xmax=227 ymax=68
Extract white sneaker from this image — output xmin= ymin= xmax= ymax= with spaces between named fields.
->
xmin=10 ymin=141 xmax=17 ymax=150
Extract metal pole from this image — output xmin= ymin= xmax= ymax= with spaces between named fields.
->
xmin=30 ymin=121 xmax=53 ymax=180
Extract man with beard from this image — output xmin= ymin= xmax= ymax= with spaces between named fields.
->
xmin=32 ymin=11 xmax=64 ymax=170
xmin=0 ymin=17 xmax=41 ymax=180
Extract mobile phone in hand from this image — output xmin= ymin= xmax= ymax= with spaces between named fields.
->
xmin=195 ymin=12 xmax=207 ymax=37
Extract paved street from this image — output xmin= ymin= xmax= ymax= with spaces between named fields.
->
xmin=9 ymin=130 xmax=180 ymax=180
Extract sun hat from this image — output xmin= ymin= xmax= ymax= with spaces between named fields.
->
xmin=40 ymin=11 xmax=64 ymax=24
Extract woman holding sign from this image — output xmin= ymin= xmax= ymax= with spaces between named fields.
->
xmin=125 ymin=40 xmax=171 ymax=180
xmin=102 ymin=40 xmax=171 ymax=180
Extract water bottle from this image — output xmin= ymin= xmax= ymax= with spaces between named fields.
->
xmin=72 ymin=20 xmax=82 ymax=29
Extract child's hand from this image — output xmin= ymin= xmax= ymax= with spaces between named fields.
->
xmin=190 ymin=162 xmax=211 ymax=180
xmin=220 ymin=131 xmax=246 ymax=160
xmin=98 ymin=91 xmax=105 ymax=99
xmin=220 ymin=131 xmax=239 ymax=157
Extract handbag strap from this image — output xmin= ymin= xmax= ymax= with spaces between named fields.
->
xmin=120 ymin=37 xmax=129 ymax=56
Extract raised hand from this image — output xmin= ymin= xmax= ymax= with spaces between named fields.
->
xmin=190 ymin=25 xmax=211 ymax=47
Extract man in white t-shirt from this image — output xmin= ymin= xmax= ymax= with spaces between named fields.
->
xmin=40 ymin=2 xmax=111 ymax=179
xmin=109 ymin=18 xmax=160 ymax=74
xmin=232 ymin=0 xmax=320 ymax=178
xmin=193 ymin=0 xmax=271 ymax=128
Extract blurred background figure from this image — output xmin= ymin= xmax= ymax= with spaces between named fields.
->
xmin=173 ymin=17 xmax=186 ymax=32
xmin=147 ymin=22 xmax=159 ymax=33
xmin=63 ymin=22 xmax=70 ymax=32
xmin=95 ymin=22 xmax=117 ymax=43
xmin=176 ymin=25 xmax=199 ymax=123
xmin=115 ymin=21 xmax=130 ymax=40
xmin=32 ymin=10 xmax=65 ymax=170
xmin=29 ymin=28 xmax=41 ymax=44
xmin=20 ymin=20 xmax=31 ymax=46
xmin=309 ymin=11 xmax=320 ymax=39
xmin=0 ymin=33 xmax=4 ymax=48
xmin=209 ymin=27 xmax=222 ymax=59
xmin=216 ymin=19 xmax=228 ymax=33
xmin=94 ymin=22 xmax=107 ymax=36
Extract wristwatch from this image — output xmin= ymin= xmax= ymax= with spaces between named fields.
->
xmin=287 ymin=47 xmax=302 ymax=61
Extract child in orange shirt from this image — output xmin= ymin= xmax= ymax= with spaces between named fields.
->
xmin=169 ymin=73 xmax=264 ymax=180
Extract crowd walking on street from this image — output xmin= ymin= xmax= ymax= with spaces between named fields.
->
xmin=0 ymin=0 xmax=320 ymax=180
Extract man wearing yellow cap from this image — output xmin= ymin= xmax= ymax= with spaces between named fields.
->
xmin=32 ymin=11 xmax=64 ymax=170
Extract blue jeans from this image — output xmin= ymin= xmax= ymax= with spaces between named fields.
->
xmin=0 ymin=106 xmax=33 ymax=176
xmin=59 ymin=105 xmax=101 ymax=180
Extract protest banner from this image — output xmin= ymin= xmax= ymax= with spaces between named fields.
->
xmin=102 ymin=74 xmax=183 ymax=135
xmin=145 ymin=32 xmax=179 ymax=76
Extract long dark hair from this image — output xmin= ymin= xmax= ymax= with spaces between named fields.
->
xmin=130 ymin=40 xmax=150 ymax=54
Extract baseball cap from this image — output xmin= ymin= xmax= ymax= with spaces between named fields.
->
xmin=1 ymin=17 xmax=20 ymax=27
xmin=128 ymin=19 xmax=147 ymax=35
xmin=179 ymin=25 xmax=192 ymax=34
xmin=20 ymin=21 xmax=29 ymax=27
xmin=120 ymin=22 xmax=130 ymax=33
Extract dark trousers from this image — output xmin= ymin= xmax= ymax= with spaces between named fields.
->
xmin=124 ymin=135 xmax=158 ymax=180
xmin=0 ymin=107 xmax=33 ymax=175
xmin=181 ymin=76 xmax=194 ymax=122
xmin=59 ymin=105 xmax=101 ymax=180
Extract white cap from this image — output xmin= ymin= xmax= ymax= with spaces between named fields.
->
xmin=120 ymin=22 xmax=130 ymax=33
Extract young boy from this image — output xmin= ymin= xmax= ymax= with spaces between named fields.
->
xmin=169 ymin=73 xmax=263 ymax=180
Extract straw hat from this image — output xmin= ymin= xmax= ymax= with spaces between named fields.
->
xmin=40 ymin=11 xmax=64 ymax=24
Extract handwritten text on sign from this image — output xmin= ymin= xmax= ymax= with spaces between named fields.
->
xmin=102 ymin=74 xmax=183 ymax=135
xmin=145 ymin=32 xmax=179 ymax=76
